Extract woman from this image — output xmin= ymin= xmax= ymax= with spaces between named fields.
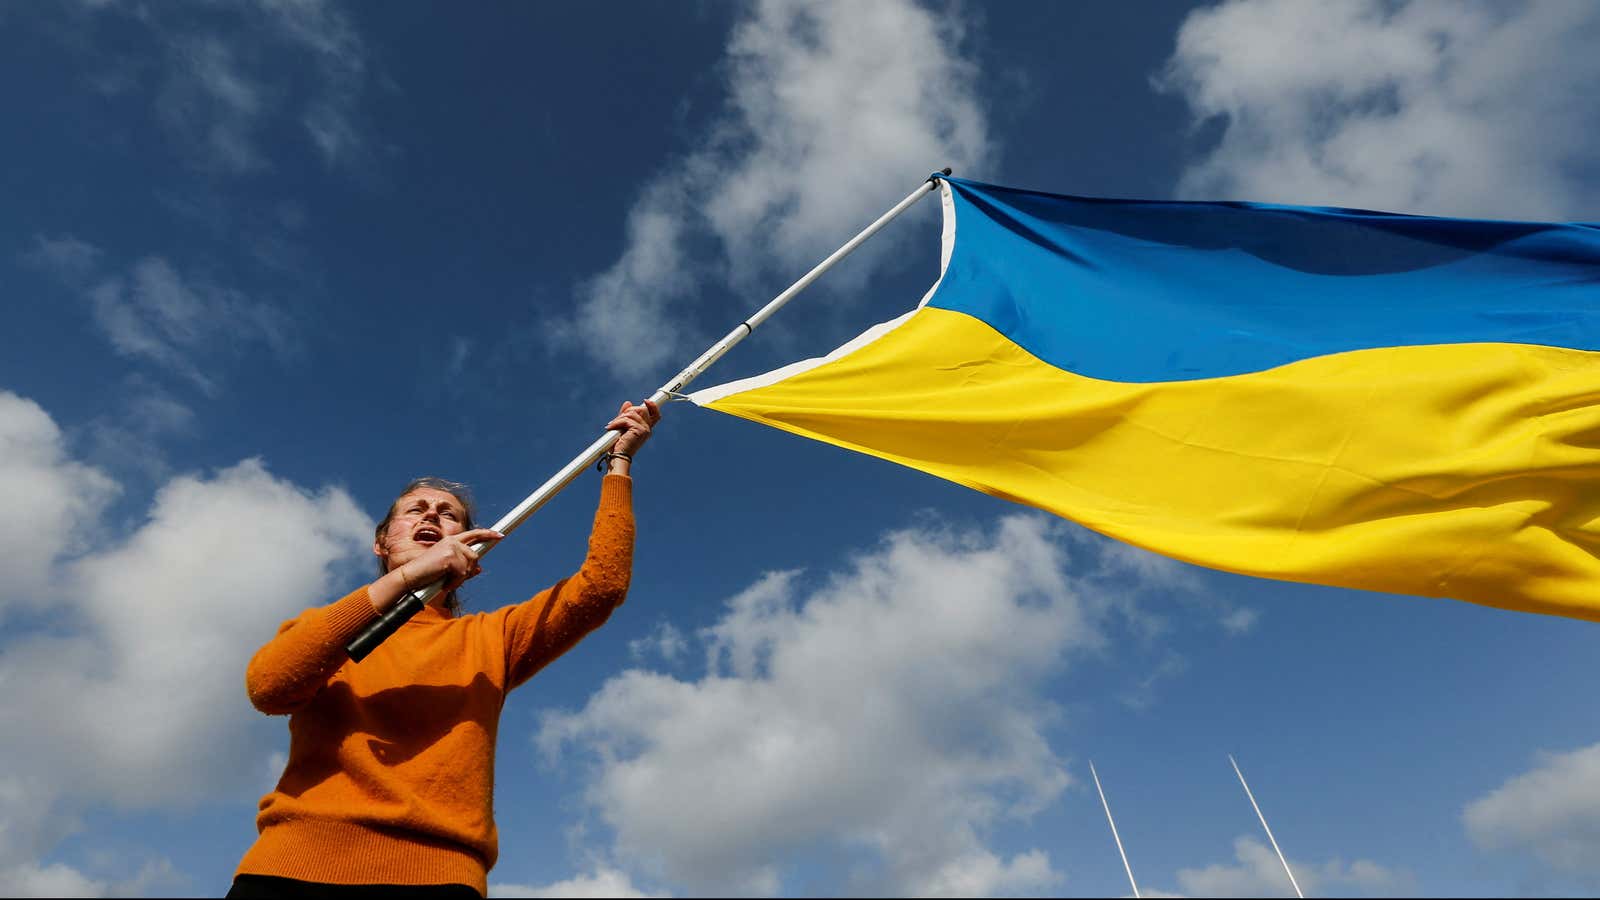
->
xmin=228 ymin=400 xmax=661 ymax=899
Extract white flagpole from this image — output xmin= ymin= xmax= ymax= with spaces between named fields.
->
xmin=347 ymin=168 xmax=953 ymax=660
xmin=1229 ymin=754 xmax=1305 ymax=899
xmin=1090 ymin=761 xmax=1141 ymax=899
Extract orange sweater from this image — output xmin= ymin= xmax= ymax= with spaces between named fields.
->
xmin=236 ymin=475 xmax=634 ymax=895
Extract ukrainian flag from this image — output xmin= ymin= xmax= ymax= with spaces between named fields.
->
xmin=690 ymin=176 xmax=1600 ymax=621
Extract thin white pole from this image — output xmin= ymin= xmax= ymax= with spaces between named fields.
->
xmin=1229 ymin=754 xmax=1304 ymax=899
xmin=1090 ymin=761 xmax=1141 ymax=899
xmin=346 ymin=169 xmax=952 ymax=660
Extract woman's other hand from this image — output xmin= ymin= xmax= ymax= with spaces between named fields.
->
xmin=605 ymin=399 xmax=662 ymax=474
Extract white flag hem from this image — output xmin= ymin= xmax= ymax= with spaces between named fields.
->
xmin=687 ymin=181 xmax=958 ymax=406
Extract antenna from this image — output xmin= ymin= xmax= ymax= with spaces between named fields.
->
xmin=1229 ymin=754 xmax=1304 ymax=899
xmin=1089 ymin=761 xmax=1141 ymax=898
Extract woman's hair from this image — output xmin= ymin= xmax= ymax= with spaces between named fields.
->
xmin=374 ymin=476 xmax=477 ymax=615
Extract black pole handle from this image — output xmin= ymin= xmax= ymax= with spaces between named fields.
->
xmin=347 ymin=585 xmax=436 ymax=661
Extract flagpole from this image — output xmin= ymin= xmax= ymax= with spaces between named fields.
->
xmin=1229 ymin=754 xmax=1304 ymax=899
xmin=346 ymin=168 xmax=953 ymax=660
xmin=1090 ymin=761 xmax=1141 ymax=899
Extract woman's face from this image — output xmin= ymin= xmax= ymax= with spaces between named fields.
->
xmin=373 ymin=487 xmax=469 ymax=571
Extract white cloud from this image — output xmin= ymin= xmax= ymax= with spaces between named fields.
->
xmin=1169 ymin=836 xmax=1415 ymax=898
xmin=560 ymin=0 xmax=993 ymax=380
xmin=76 ymin=378 xmax=199 ymax=483
xmin=538 ymin=515 xmax=1183 ymax=897
xmin=32 ymin=239 xmax=296 ymax=394
xmin=706 ymin=0 xmax=990 ymax=284
xmin=27 ymin=234 xmax=279 ymax=470
xmin=0 ymin=392 xmax=118 ymax=617
xmin=255 ymin=0 xmax=371 ymax=167
xmin=21 ymin=235 xmax=102 ymax=288
xmin=1465 ymin=742 xmax=1600 ymax=877
xmin=0 ymin=457 xmax=372 ymax=808
xmin=158 ymin=34 xmax=268 ymax=174
xmin=0 ymin=775 xmax=182 ymax=899
xmin=1 ymin=861 xmax=106 ymax=899
xmin=60 ymin=0 xmax=372 ymax=173
xmin=1117 ymin=652 xmax=1187 ymax=711
xmin=0 ymin=778 xmax=103 ymax=898
xmin=0 ymin=392 xmax=373 ymax=885
xmin=122 ymin=380 xmax=197 ymax=436
xmin=1219 ymin=607 xmax=1259 ymax=636
xmin=491 ymin=867 xmax=666 ymax=898
xmin=1061 ymin=529 xmax=1250 ymax=645
xmin=628 ymin=622 xmax=687 ymax=665
xmin=1160 ymin=0 xmax=1600 ymax=219
xmin=558 ymin=184 xmax=696 ymax=381
xmin=913 ymin=848 xmax=1058 ymax=899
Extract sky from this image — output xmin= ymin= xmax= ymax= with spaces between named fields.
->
xmin=4 ymin=0 xmax=1600 ymax=896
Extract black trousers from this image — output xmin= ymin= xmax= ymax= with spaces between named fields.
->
xmin=226 ymin=874 xmax=481 ymax=899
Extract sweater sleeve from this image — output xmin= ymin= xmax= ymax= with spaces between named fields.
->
xmin=245 ymin=587 xmax=378 ymax=715
xmin=501 ymin=474 xmax=635 ymax=689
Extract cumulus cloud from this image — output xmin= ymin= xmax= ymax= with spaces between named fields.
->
xmin=5 ymin=863 xmax=106 ymax=898
xmin=1168 ymin=835 xmax=1415 ymax=898
xmin=1160 ymin=0 xmax=1600 ymax=219
xmin=0 ymin=392 xmax=118 ymax=616
xmin=538 ymin=515 xmax=1199 ymax=897
xmin=491 ymin=867 xmax=666 ymax=898
xmin=705 ymin=0 xmax=989 ymax=283
xmin=1465 ymin=742 xmax=1600 ymax=878
xmin=0 ymin=789 xmax=180 ymax=900
xmin=556 ymin=182 xmax=697 ymax=381
xmin=0 ymin=457 xmax=372 ymax=808
xmin=558 ymin=0 xmax=993 ymax=380
xmin=0 ymin=391 xmax=372 ymax=888
xmin=0 ymin=777 xmax=105 ymax=898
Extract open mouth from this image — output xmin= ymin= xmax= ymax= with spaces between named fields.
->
xmin=413 ymin=527 xmax=443 ymax=546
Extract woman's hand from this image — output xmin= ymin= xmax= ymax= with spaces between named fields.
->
xmin=394 ymin=527 xmax=503 ymax=595
xmin=605 ymin=399 xmax=662 ymax=474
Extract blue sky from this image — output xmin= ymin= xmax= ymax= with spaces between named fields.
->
xmin=4 ymin=1 xmax=1600 ymax=896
